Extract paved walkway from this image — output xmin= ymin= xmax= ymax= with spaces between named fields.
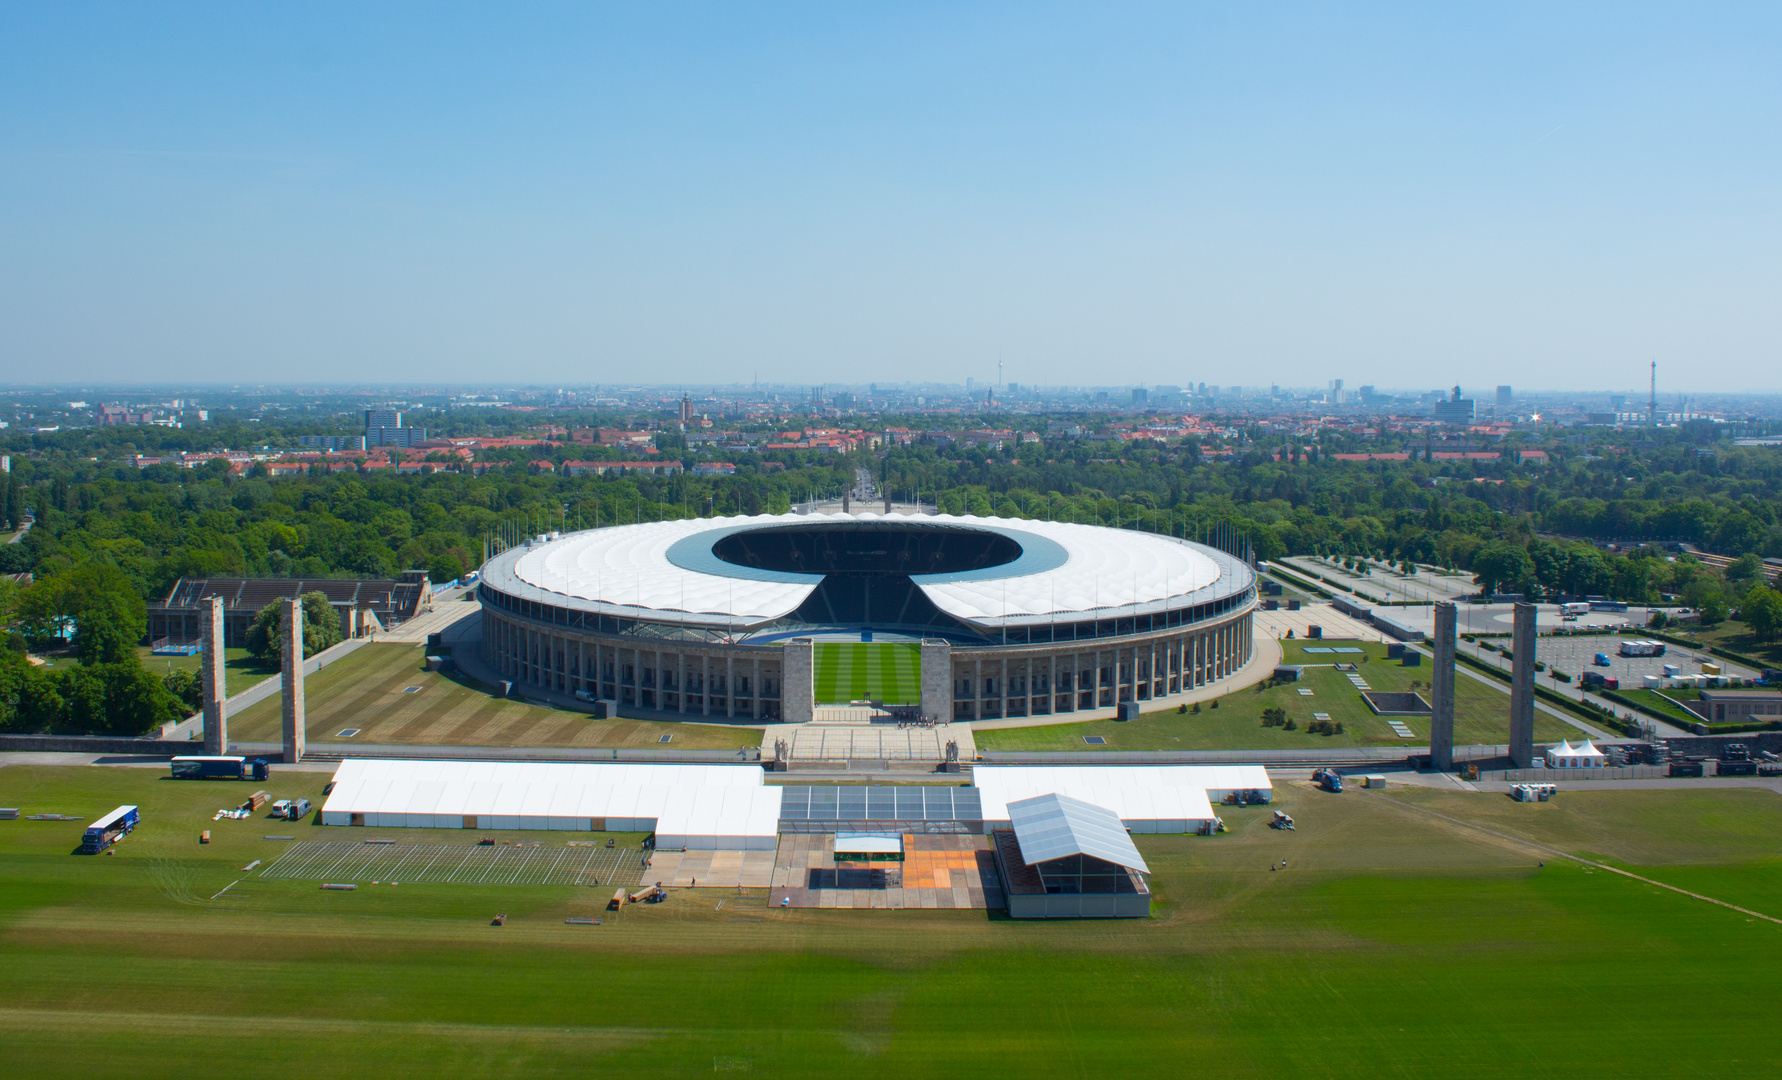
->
xmin=379 ymin=586 xmax=480 ymax=643
xmin=779 ymin=721 xmax=974 ymax=764
xmin=645 ymin=849 xmax=776 ymax=888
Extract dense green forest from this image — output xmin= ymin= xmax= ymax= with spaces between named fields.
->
xmin=2 ymin=420 xmax=1779 ymax=735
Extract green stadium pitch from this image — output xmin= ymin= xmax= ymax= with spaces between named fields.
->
xmin=813 ymin=642 xmax=921 ymax=705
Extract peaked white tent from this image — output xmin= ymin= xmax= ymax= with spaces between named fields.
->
xmin=1544 ymin=739 xmax=1607 ymax=768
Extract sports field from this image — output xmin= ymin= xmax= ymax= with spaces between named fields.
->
xmin=225 ymin=643 xmax=762 ymax=750
xmin=813 ymin=642 xmax=921 ymax=704
xmin=978 ymin=638 xmax=1577 ymax=751
xmin=2 ymin=762 xmax=1779 ymax=1077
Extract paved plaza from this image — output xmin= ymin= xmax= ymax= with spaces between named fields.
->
xmin=769 ymin=833 xmax=1003 ymax=910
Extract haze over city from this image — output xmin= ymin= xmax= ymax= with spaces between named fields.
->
xmin=3 ymin=3 xmax=1779 ymax=391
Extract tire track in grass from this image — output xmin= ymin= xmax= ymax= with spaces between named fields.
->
xmin=1368 ymin=792 xmax=1782 ymax=926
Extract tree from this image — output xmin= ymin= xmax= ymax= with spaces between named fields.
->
xmin=244 ymin=592 xmax=343 ymax=663
xmin=1741 ymin=586 xmax=1782 ymax=644
xmin=163 ymin=667 xmax=204 ymax=714
xmin=1472 ymin=542 xmax=1534 ymax=595
xmin=428 ymin=552 xmax=466 ymax=584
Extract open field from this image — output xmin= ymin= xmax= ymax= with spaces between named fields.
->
xmin=225 ymin=643 xmax=762 ymax=750
xmin=134 ymin=644 xmax=273 ymax=697
xmin=977 ymin=638 xmax=1574 ymax=751
xmin=1 ymin=762 xmax=1779 ymax=1077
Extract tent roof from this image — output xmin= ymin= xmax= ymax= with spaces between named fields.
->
xmin=1006 ymin=792 xmax=1149 ymax=874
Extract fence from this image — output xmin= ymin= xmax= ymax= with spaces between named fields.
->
xmin=1494 ymin=766 xmax=1672 ymax=782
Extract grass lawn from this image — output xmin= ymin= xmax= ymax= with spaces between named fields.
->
xmin=1667 ymin=618 xmax=1782 ymax=666
xmin=225 ymin=643 xmax=761 ymax=750
xmin=977 ymin=639 xmax=1574 ymax=751
xmin=2 ymin=763 xmax=1780 ymax=1077
xmin=814 ymin=642 xmax=921 ymax=705
xmin=1617 ymin=688 xmax=1706 ymax=726
xmin=134 ymin=644 xmax=276 ymax=698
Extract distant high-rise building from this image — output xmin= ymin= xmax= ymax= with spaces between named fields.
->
xmin=365 ymin=407 xmax=424 ymax=447
xmin=1496 ymin=385 xmax=1513 ymax=407
xmin=1131 ymin=388 xmax=1148 ymax=404
xmin=1609 ymin=394 xmax=1627 ymax=412
xmin=966 ymin=377 xmax=976 ymax=396
xmin=679 ymin=394 xmax=693 ymax=424
xmin=1433 ymin=386 xmax=1476 ymax=425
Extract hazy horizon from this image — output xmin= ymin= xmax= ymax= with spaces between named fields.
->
xmin=3 ymin=4 xmax=1779 ymax=391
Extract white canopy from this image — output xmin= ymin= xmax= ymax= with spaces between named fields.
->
xmin=1007 ymin=792 xmax=1149 ymax=873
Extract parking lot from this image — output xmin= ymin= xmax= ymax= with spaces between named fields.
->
xmin=1535 ymin=635 xmax=1758 ymax=682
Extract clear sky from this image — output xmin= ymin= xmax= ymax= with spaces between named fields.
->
xmin=1 ymin=3 xmax=1778 ymax=392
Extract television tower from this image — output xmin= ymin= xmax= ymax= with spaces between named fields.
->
xmin=1648 ymin=360 xmax=1657 ymax=426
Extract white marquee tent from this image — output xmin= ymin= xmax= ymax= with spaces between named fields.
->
xmin=1544 ymin=740 xmax=1608 ymax=769
xmin=973 ymin=765 xmax=1271 ymax=833
xmin=319 ymin=759 xmax=783 ymax=849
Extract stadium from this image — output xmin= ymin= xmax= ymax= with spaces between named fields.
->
xmin=476 ymin=512 xmax=1257 ymax=723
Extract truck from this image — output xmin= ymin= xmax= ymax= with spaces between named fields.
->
xmin=170 ymin=756 xmax=270 ymax=781
xmin=81 ymin=805 xmax=139 ymax=854
xmin=268 ymin=798 xmax=313 ymax=821
xmin=1312 ymin=768 xmax=1344 ymax=793
xmin=1559 ymin=602 xmax=1591 ymax=616
xmin=1617 ymin=640 xmax=1666 ymax=658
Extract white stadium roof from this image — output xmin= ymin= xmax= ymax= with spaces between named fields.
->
xmin=483 ymin=512 xmax=1248 ymax=629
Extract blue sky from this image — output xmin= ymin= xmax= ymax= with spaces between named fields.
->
xmin=1 ymin=3 xmax=1777 ymax=391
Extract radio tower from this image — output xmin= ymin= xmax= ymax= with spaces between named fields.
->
xmin=1648 ymin=360 xmax=1657 ymax=426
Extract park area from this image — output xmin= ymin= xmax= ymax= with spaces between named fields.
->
xmin=0 ymin=762 xmax=1778 ymax=1077
xmin=976 ymin=638 xmax=1577 ymax=751
xmin=224 ymin=643 xmax=762 ymax=751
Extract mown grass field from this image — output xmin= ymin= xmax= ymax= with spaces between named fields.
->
xmin=134 ymin=644 xmax=274 ymax=697
xmin=1 ymin=763 xmax=1778 ymax=1077
xmin=977 ymin=639 xmax=1575 ymax=751
xmin=225 ymin=643 xmax=761 ymax=750
xmin=814 ymin=642 xmax=921 ymax=705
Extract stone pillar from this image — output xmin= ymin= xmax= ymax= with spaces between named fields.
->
xmin=200 ymin=596 xmax=228 ymax=755
xmin=1508 ymin=602 xmax=1536 ymax=768
xmin=782 ymin=637 xmax=815 ymax=725
xmin=1430 ymin=602 xmax=1457 ymax=771
xmin=281 ymin=597 xmax=306 ymax=764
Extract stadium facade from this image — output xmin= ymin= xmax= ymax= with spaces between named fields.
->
xmin=476 ymin=513 xmax=1256 ymax=723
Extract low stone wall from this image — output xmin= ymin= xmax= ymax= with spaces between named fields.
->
xmin=0 ymin=735 xmax=189 ymax=755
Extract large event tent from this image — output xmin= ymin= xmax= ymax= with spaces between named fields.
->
xmin=319 ymin=759 xmax=782 ymax=849
xmin=973 ymin=765 xmax=1270 ymax=832
xmin=319 ymin=760 xmax=1274 ymax=845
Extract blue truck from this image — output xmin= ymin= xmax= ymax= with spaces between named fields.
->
xmin=81 ymin=805 xmax=140 ymax=853
xmin=170 ymin=755 xmax=270 ymax=781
